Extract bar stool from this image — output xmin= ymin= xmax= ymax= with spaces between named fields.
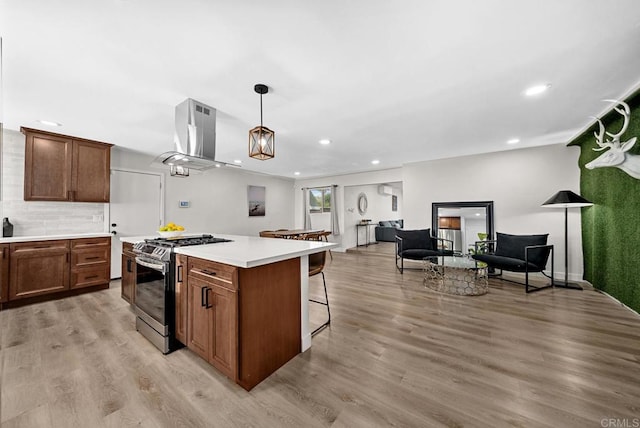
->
xmin=318 ymin=230 xmax=333 ymax=260
xmin=302 ymin=233 xmax=330 ymax=335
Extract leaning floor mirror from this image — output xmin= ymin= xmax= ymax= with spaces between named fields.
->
xmin=431 ymin=201 xmax=494 ymax=255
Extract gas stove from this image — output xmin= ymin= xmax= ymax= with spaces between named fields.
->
xmin=133 ymin=234 xmax=232 ymax=262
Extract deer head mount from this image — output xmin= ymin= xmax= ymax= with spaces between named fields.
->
xmin=585 ymin=100 xmax=639 ymax=179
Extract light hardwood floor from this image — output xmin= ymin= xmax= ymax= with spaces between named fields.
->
xmin=1 ymin=249 xmax=640 ymax=427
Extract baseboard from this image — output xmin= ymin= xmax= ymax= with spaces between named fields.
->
xmin=593 ymin=287 xmax=640 ymax=318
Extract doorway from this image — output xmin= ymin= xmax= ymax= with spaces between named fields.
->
xmin=110 ymin=169 xmax=164 ymax=279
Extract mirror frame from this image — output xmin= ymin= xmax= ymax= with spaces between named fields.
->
xmin=357 ymin=193 xmax=368 ymax=215
xmin=431 ymin=200 xmax=495 ymax=242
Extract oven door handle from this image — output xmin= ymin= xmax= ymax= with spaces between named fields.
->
xmin=135 ymin=257 xmax=167 ymax=273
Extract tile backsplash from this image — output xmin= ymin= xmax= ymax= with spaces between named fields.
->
xmin=1 ymin=128 xmax=107 ymax=236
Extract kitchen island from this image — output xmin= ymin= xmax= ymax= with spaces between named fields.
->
xmin=121 ymin=233 xmax=336 ymax=390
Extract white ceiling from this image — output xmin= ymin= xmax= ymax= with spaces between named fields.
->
xmin=2 ymin=1 xmax=640 ymax=179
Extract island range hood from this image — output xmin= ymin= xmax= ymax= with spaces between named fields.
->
xmin=154 ymin=98 xmax=238 ymax=175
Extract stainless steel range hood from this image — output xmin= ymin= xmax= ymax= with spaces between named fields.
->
xmin=154 ymin=98 xmax=237 ymax=173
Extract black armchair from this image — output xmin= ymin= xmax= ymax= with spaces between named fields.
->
xmin=395 ymin=229 xmax=453 ymax=274
xmin=472 ymin=232 xmax=554 ymax=293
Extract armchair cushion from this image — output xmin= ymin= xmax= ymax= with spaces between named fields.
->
xmin=379 ymin=220 xmax=393 ymax=227
xmin=472 ymin=254 xmax=542 ymax=273
xmin=494 ymin=232 xmax=549 ymax=268
xmin=396 ymin=229 xmax=433 ymax=251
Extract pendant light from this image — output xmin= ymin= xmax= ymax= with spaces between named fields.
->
xmin=249 ymin=84 xmax=275 ymax=160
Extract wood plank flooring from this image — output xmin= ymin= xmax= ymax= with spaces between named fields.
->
xmin=1 ymin=249 xmax=640 ymax=427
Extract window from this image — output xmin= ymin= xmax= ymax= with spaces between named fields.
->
xmin=309 ymin=187 xmax=331 ymax=213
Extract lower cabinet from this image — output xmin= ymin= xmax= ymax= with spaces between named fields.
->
xmin=121 ymin=242 xmax=136 ymax=304
xmin=0 ymin=245 xmax=9 ymax=303
xmin=9 ymin=240 xmax=70 ymax=300
xmin=185 ymin=255 xmax=301 ymax=391
xmin=187 ymin=273 xmax=238 ymax=380
xmin=2 ymin=237 xmax=111 ymax=306
xmin=70 ymin=237 xmax=110 ymax=289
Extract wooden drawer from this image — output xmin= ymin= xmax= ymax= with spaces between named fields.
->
xmin=71 ymin=237 xmax=110 ymax=249
xmin=10 ymin=239 xmax=69 ymax=253
xmin=71 ymin=265 xmax=110 ymax=289
xmin=72 ymin=247 xmax=109 ymax=267
xmin=188 ymin=257 xmax=237 ymax=290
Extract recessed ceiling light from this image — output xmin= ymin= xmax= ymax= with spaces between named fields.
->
xmin=294 ymin=171 xmax=300 ymax=176
xmin=233 ymin=159 xmax=242 ymax=164
xmin=215 ymin=164 xmax=221 ymax=168
xmin=371 ymin=160 xmax=380 ymax=165
xmin=319 ymin=139 xmax=331 ymax=145
xmin=37 ymin=119 xmax=62 ymax=127
xmin=507 ymin=138 xmax=520 ymax=144
xmin=475 ymin=213 xmax=480 ymax=216
xmin=524 ymin=84 xmax=551 ymax=96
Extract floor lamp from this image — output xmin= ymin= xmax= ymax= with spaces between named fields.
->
xmin=541 ymin=190 xmax=593 ymax=290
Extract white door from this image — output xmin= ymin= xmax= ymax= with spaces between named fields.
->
xmin=110 ymin=169 xmax=164 ymax=278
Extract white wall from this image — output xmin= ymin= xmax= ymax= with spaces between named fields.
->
xmin=403 ymin=143 xmax=583 ymax=281
xmin=343 ymin=183 xmax=403 ymax=248
xmin=111 ymin=147 xmax=295 ymax=236
xmin=294 ymin=168 xmax=403 ymax=251
xmin=1 ymin=129 xmax=107 ymax=236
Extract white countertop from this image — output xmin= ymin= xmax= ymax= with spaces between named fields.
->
xmin=121 ymin=233 xmax=337 ymax=268
xmin=0 ymin=232 xmax=112 ymax=244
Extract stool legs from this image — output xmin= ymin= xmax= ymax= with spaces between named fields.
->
xmin=310 ymin=272 xmax=330 ymax=335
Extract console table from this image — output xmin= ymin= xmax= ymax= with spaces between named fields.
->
xmin=356 ymin=223 xmax=376 ymax=247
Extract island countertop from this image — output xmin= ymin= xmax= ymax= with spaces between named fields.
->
xmin=120 ymin=233 xmax=337 ymax=268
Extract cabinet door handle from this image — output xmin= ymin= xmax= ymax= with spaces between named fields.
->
xmin=201 ymin=286 xmax=207 ymax=307
xmin=126 ymin=259 xmax=132 ymax=273
xmin=66 ymin=253 xmax=70 ymax=263
xmin=2 ymin=247 xmax=7 ymax=259
xmin=205 ymin=287 xmax=213 ymax=309
xmin=177 ymin=265 xmax=183 ymax=283
xmin=201 ymin=269 xmax=216 ymax=276
xmin=86 ymin=256 xmax=100 ymax=260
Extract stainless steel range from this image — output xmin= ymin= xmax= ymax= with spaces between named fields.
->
xmin=132 ymin=234 xmax=232 ymax=353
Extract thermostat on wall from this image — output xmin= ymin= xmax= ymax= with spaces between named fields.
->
xmin=179 ymin=200 xmax=190 ymax=208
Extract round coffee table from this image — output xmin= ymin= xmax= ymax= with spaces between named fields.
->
xmin=423 ymin=256 xmax=488 ymax=296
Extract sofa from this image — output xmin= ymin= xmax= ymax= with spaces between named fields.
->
xmin=375 ymin=219 xmax=404 ymax=242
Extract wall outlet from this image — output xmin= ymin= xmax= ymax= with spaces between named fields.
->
xmin=93 ymin=214 xmax=104 ymax=222
xmin=179 ymin=200 xmax=190 ymax=208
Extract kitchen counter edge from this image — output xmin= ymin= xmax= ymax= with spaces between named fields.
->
xmin=121 ymin=234 xmax=337 ymax=268
xmin=0 ymin=232 xmax=112 ymax=244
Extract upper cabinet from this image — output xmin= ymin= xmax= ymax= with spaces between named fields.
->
xmin=21 ymin=127 xmax=113 ymax=202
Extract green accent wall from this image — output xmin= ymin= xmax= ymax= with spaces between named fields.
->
xmin=568 ymin=91 xmax=640 ymax=312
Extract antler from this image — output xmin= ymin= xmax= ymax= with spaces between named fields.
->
xmin=591 ymin=100 xmax=631 ymax=152
xmin=603 ymin=99 xmax=630 ymax=142
xmin=592 ymin=118 xmax=611 ymax=151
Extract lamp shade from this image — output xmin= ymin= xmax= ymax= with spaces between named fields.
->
xmin=541 ymin=190 xmax=593 ymax=208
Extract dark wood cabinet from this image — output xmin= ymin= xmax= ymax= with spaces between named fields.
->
xmin=186 ymin=255 xmax=300 ymax=391
xmin=21 ymin=127 xmax=112 ymax=202
xmin=71 ymin=140 xmax=111 ymax=202
xmin=70 ymin=237 xmax=110 ymax=290
xmin=0 ymin=245 xmax=9 ymax=303
xmin=23 ymin=130 xmax=73 ymax=201
xmin=174 ymin=253 xmax=188 ymax=344
xmin=121 ymin=242 xmax=136 ymax=305
xmin=187 ymin=258 xmax=238 ymax=380
xmin=9 ymin=240 xmax=70 ymax=300
xmin=438 ymin=216 xmax=461 ymax=230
